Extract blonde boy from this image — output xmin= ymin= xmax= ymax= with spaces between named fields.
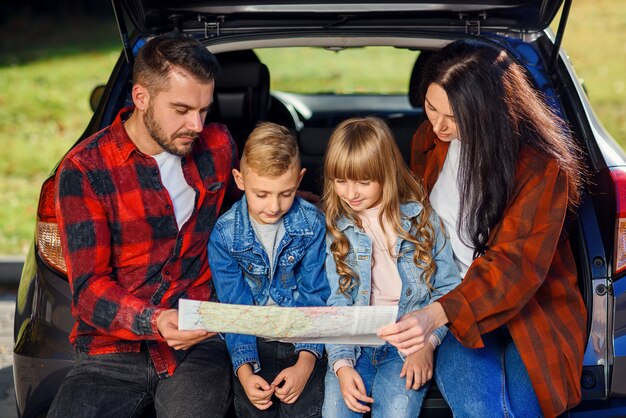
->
xmin=208 ymin=122 xmax=329 ymax=417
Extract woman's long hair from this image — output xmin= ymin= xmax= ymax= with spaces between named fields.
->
xmin=322 ymin=117 xmax=437 ymax=296
xmin=419 ymin=39 xmax=584 ymax=257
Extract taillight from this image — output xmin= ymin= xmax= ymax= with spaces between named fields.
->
xmin=610 ymin=167 xmax=626 ymax=275
xmin=36 ymin=176 xmax=67 ymax=275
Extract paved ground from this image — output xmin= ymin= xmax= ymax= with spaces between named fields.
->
xmin=0 ymin=290 xmax=17 ymax=418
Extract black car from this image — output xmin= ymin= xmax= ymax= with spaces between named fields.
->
xmin=13 ymin=0 xmax=626 ymax=416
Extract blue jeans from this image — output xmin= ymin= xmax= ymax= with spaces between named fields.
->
xmin=323 ymin=343 xmax=429 ymax=418
xmin=435 ymin=329 xmax=542 ymax=418
xmin=48 ymin=336 xmax=233 ymax=418
xmin=233 ymin=339 xmax=326 ymax=417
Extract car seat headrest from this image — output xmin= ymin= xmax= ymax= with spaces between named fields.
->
xmin=209 ymin=51 xmax=271 ymax=151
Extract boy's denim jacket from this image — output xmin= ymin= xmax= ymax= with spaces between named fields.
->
xmin=208 ymin=196 xmax=330 ymax=374
xmin=325 ymin=201 xmax=461 ymax=367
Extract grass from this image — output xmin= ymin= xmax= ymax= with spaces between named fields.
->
xmin=0 ymin=15 xmax=121 ymax=255
xmin=257 ymin=47 xmax=417 ymax=94
xmin=555 ymin=0 xmax=626 ymax=141
xmin=0 ymin=1 xmax=624 ymax=256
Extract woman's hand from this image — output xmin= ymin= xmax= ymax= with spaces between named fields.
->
xmin=401 ymin=344 xmax=434 ymax=390
xmin=336 ymin=366 xmax=374 ymax=413
xmin=378 ymin=302 xmax=447 ymax=355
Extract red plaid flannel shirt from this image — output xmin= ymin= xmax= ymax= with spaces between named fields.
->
xmin=411 ymin=121 xmax=586 ymax=417
xmin=55 ymin=107 xmax=236 ymax=378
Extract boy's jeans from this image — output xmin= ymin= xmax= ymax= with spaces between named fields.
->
xmin=323 ymin=343 xmax=429 ymax=418
xmin=233 ymin=339 xmax=326 ymax=418
xmin=48 ymin=336 xmax=233 ymax=417
xmin=434 ymin=329 xmax=543 ymax=418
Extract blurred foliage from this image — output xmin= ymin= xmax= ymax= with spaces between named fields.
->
xmin=0 ymin=8 xmax=119 ymax=66
xmin=0 ymin=0 xmax=112 ymax=23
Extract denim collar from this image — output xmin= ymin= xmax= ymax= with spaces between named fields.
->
xmin=231 ymin=196 xmax=315 ymax=252
xmin=335 ymin=201 xmax=424 ymax=232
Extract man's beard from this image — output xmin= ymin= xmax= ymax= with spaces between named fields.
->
xmin=144 ymin=104 xmax=199 ymax=157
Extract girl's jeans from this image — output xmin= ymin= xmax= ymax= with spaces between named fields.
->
xmin=323 ymin=343 xmax=429 ymax=418
xmin=435 ymin=329 xmax=543 ymax=418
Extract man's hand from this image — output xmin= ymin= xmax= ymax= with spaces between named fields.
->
xmin=377 ymin=302 xmax=447 ymax=355
xmin=156 ymin=309 xmax=212 ymax=350
xmin=272 ymin=351 xmax=316 ymax=404
xmin=401 ymin=343 xmax=434 ymax=390
xmin=336 ymin=366 xmax=373 ymax=413
xmin=238 ymin=364 xmax=275 ymax=410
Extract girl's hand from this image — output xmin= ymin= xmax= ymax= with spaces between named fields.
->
xmin=401 ymin=343 xmax=434 ymax=390
xmin=336 ymin=366 xmax=374 ymax=413
xmin=238 ymin=365 xmax=275 ymax=410
xmin=272 ymin=351 xmax=316 ymax=404
xmin=378 ymin=302 xmax=447 ymax=355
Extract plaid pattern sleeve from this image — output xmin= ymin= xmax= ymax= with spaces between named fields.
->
xmin=56 ymin=156 xmax=163 ymax=340
xmin=411 ymin=121 xmax=586 ymax=417
xmin=55 ymin=107 xmax=236 ymax=377
xmin=439 ymin=154 xmax=571 ymax=345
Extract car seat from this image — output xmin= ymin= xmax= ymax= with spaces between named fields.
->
xmin=209 ymin=50 xmax=271 ymax=155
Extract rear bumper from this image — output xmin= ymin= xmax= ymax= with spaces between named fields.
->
xmin=13 ymin=352 xmax=73 ymax=418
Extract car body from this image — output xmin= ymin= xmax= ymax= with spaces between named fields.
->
xmin=12 ymin=0 xmax=626 ymax=416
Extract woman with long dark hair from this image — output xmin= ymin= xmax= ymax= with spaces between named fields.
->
xmin=378 ymin=39 xmax=587 ymax=417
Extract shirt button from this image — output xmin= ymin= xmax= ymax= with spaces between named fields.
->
xmin=287 ymin=256 xmax=295 ymax=263
xmin=166 ymin=204 xmax=172 ymax=210
xmin=406 ymin=288 xmax=412 ymax=296
xmin=164 ymin=270 xmax=170 ymax=276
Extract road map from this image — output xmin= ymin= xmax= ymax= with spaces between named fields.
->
xmin=178 ymin=299 xmax=399 ymax=345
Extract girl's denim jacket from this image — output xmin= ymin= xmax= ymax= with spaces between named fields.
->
xmin=208 ymin=196 xmax=330 ymax=374
xmin=325 ymin=201 xmax=461 ymax=367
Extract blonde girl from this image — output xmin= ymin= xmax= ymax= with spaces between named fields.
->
xmin=321 ymin=117 xmax=460 ymax=418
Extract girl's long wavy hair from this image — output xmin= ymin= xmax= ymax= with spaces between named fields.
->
xmin=419 ymin=39 xmax=584 ymax=257
xmin=322 ymin=117 xmax=437 ymax=296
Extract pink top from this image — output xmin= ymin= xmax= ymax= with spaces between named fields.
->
xmin=358 ymin=205 xmax=402 ymax=306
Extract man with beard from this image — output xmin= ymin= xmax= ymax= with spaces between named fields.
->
xmin=48 ymin=34 xmax=236 ymax=417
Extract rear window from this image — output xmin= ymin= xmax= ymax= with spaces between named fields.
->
xmin=255 ymin=46 xmax=418 ymax=94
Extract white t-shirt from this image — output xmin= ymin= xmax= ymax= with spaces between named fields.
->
xmin=250 ymin=216 xmax=286 ymax=307
xmin=153 ymin=152 xmax=196 ymax=230
xmin=429 ymin=138 xmax=474 ymax=278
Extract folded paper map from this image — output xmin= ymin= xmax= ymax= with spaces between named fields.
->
xmin=178 ymin=299 xmax=399 ymax=346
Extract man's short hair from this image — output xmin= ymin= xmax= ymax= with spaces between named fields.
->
xmin=133 ymin=34 xmax=221 ymax=95
xmin=241 ymin=123 xmax=301 ymax=176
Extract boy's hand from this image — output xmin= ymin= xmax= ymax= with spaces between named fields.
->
xmin=400 ymin=343 xmax=434 ymax=390
xmin=238 ymin=364 xmax=275 ymax=410
xmin=272 ymin=351 xmax=316 ymax=404
xmin=336 ymin=366 xmax=374 ymax=413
